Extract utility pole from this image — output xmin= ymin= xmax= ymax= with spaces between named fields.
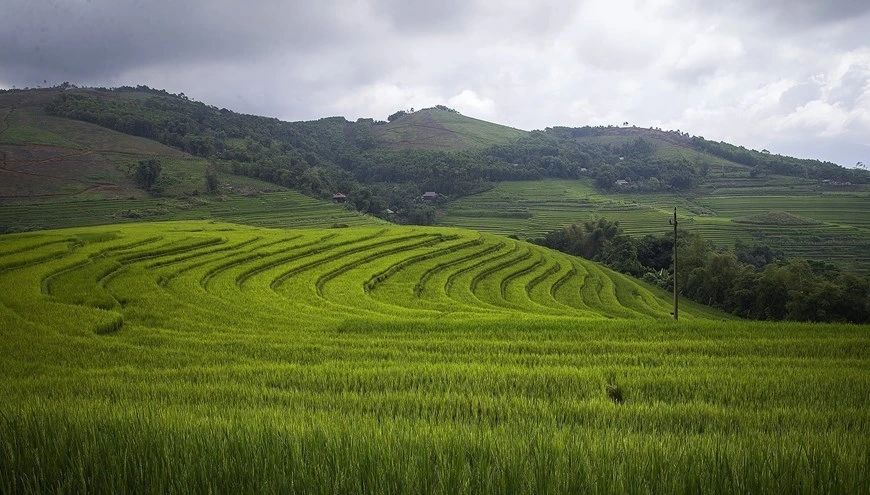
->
xmin=669 ymin=208 xmax=678 ymax=320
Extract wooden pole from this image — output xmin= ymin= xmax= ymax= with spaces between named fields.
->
xmin=671 ymin=208 xmax=678 ymax=320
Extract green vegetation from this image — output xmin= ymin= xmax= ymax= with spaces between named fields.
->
xmin=0 ymin=191 xmax=383 ymax=233
xmin=3 ymin=84 xmax=869 ymax=493
xmin=0 ymin=89 xmax=279 ymax=201
xmin=375 ymin=107 xmax=526 ymax=150
xmin=533 ymin=219 xmax=870 ymax=323
xmin=569 ymin=125 xmax=868 ymax=185
xmin=6 ymin=85 xmax=868 ymax=230
xmin=733 ymin=210 xmax=820 ymax=226
xmin=133 ymin=158 xmax=162 ymax=191
xmin=439 ymin=179 xmax=870 ymax=275
xmin=31 ymin=87 xmax=537 ymax=219
xmin=0 ymin=221 xmax=867 ymax=493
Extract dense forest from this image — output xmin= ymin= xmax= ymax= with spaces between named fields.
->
xmin=533 ymin=220 xmax=870 ymax=323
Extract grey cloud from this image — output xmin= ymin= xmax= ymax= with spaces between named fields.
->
xmin=370 ymin=0 xmax=471 ymax=33
xmin=827 ymin=67 xmax=870 ymax=108
xmin=693 ymin=0 xmax=870 ymax=28
xmin=1 ymin=0 xmax=360 ymax=83
xmin=751 ymin=0 xmax=870 ymax=25
xmin=779 ymin=82 xmax=822 ymax=111
xmin=1 ymin=0 xmax=868 ymax=167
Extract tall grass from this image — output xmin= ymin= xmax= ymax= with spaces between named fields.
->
xmin=0 ymin=221 xmax=867 ymax=493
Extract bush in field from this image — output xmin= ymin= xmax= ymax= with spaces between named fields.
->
xmin=205 ymin=166 xmax=219 ymax=193
xmin=134 ymin=158 xmax=162 ymax=191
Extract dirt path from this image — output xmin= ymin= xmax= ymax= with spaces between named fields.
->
xmin=11 ymin=149 xmax=94 ymax=166
xmin=0 ymin=107 xmax=12 ymax=137
xmin=0 ymin=182 xmax=119 ymax=201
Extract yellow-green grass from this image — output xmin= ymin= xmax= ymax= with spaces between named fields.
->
xmin=439 ymin=179 xmax=870 ymax=274
xmin=1 ymin=221 xmax=868 ymax=493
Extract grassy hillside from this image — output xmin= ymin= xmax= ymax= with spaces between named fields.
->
xmin=0 ymin=221 xmax=722 ymax=322
xmin=439 ymin=179 xmax=870 ymax=274
xmin=0 ymin=221 xmax=867 ymax=493
xmin=573 ymin=129 xmax=748 ymax=175
xmin=3 ymin=85 xmax=868 ymax=275
xmin=0 ymin=88 xmax=388 ymax=231
xmin=373 ymin=108 xmax=526 ymax=150
xmin=0 ymin=88 xmax=287 ymax=201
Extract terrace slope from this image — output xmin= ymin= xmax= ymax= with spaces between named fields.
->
xmin=0 ymin=221 xmax=725 ymax=331
xmin=439 ymin=179 xmax=870 ymax=274
xmin=1 ymin=221 xmax=867 ymax=494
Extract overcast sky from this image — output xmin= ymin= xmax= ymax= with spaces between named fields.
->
xmin=2 ymin=0 xmax=869 ymax=166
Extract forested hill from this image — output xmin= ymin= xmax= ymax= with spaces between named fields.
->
xmin=4 ymin=84 xmax=869 ymax=223
xmin=550 ymin=126 xmax=867 ymax=187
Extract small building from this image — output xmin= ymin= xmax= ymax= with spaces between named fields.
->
xmin=332 ymin=193 xmax=347 ymax=204
xmin=385 ymin=208 xmax=396 ymax=215
xmin=614 ymin=179 xmax=629 ymax=187
xmin=421 ymin=191 xmax=439 ymax=201
xmin=580 ymin=167 xmax=588 ymax=173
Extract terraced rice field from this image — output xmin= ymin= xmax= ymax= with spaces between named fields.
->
xmin=1 ymin=221 xmax=868 ymax=493
xmin=439 ymin=179 xmax=870 ymax=274
xmin=0 ymin=190 xmax=382 ymax=232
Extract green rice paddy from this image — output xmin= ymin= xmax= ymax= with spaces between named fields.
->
xmin=439 ymin=179 xmax=870 ymax=274
xmin=0 ymin=221 xmax=867 ymax=493
xmin=0 ymin=191 xmax=383 ymax=233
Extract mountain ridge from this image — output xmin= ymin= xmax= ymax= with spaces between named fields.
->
xmin=1 ymin=84 xmax=867 ymax=218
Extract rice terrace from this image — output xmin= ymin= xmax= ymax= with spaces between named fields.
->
xmin=1 ymin=221 xmax=867 ymax=493
xmin=0 ymin=86 xmax=868 ymax=494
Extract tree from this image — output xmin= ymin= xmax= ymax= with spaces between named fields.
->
xmin=387 ymin=110 xmax=407 ymax=122
xmin=205 ymin=166 xmax=219 ymax=193
xmin=134 ymin=159 xmax=162 ymax=191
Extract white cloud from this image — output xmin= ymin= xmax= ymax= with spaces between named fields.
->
xmin=447 ymin=90 xmax=496 ymax=119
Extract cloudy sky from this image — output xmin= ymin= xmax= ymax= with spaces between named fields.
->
xmin=3 ymin=0 xmax=869 ymax=166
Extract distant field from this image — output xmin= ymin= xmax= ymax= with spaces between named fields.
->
xmin=439 ymin=179 xmax=870 ymax=274
xmin=0 ymin=191 xmax=383 ymax=232
xmin=0 ymin=221 xmax=867 ymax=493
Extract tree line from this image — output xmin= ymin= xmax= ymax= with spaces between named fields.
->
xmin=533 ymin=219 xmax=870 ymax=323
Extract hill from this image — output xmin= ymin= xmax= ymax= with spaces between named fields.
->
xmin=1 ymin=222 xmax=723 ymax=322
xmin=0 ymin=87 xmax=294 ymax=200
xmin=2 ymin=84 xmax=869 ymax=275
xmin=0 ymin=220 xmax=867 ymax=492
xmin=373 ymin=107 xmax=526 ymax=150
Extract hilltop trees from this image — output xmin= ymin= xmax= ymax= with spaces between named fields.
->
xmin=387 ymin=110 xmax=406 ymax=122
